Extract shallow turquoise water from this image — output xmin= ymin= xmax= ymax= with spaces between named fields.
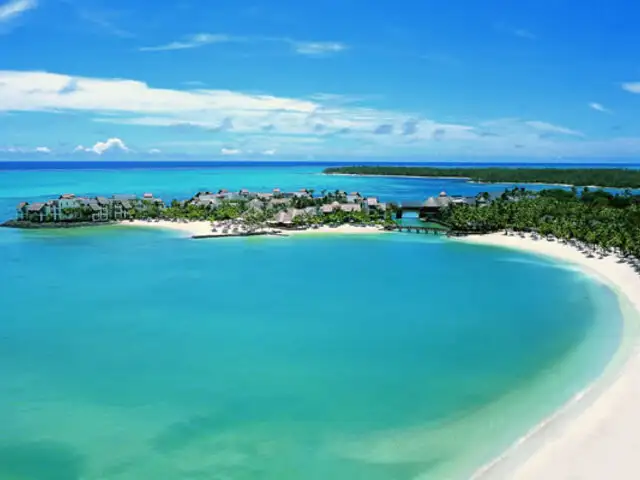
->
xmin=0 ymin=164 xmax=624 ymax=479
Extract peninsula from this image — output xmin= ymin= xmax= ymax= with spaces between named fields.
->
xmin=4 ymin=188 xmax=398 ymax=237
xmin=5 ymin=186 xmax=640 ymax=255
xmin=324 ymin=166 xmax=640 ymax=189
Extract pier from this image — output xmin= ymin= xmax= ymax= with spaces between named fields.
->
xmin=386 ymin=225 xmax=448 ymax=235
xmin=191 ymin=231 xmax=285 ymax=240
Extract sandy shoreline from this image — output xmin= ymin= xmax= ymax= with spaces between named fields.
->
xmin=119 ymin=220 xmax=214 ymax=237
xmin=324 ymin=172 xmax=473 ymax=181
xmin=324 ymin=173 xmax=612 ymax=189
xmin=118 ymin=219 xmax=386 ymax=237
xmin=457 ymin=233 xmax=640 ymax=480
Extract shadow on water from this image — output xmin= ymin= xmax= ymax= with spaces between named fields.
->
xmin=0 ymin=441 xmax=85 ymax=480
xmin=150 ymin=398 xmax=303 ymax=454
xmin=148 ymin=407 xmax=444 ymax=480
xmin=151 ymin=411 xmax=237 ymax=454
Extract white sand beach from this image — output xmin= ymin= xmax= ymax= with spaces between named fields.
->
xmin=458 ymin=233 xmax=640 ymax=480
xmin=119 ymin=219 xmax=386 ymax=238
xmin=119 ymin=220 xmax=217 ymax=237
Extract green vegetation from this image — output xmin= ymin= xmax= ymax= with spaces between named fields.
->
xmin=160 ymin=193 xmax=395 ymax=228
xmin=324 ymin=166 xmax=640 ymax=188
xmin=289 ymin=208 xmax=396 ymax=228
xmin=162 ymin=200 xmax=250 ymax=222
xmin=440 ymin=187 xmax=640 ymax=256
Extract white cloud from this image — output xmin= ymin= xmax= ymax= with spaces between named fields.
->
xmin=221 ymin=147 xmax=241 ymax=155
xmin=0 ymin=70 xmax=442 ymax=139
xmin=139 ymin=33 xmax=235 ymax=52
xmin=91 ymin=138 xmax=129 ymax=154
xmin=139 ymin=33 xmax=348 ymax=57
xmin=261 ymin=149 xmax=276 ymax=155
xmin=622 ymin=82 xmax=640 ymax=94
xmin=1 ymin=145 xmax=49 ymax=153
xmin=148 ymin=148 xmax=161 ymax=154
xmin=293 ymin=41 xmax=347 ymax=55
xmin=75 ymin=138 xmax=130 ymax=155
xmin=0 ymin=70 xmax=317 ymax=118
xmin=525 ymin=120 xmax=584 ymax=137
xmin=0 ymin=0 xmax=37 ymax=23
xmin=589 ymin=102 xmax=611 ymax=114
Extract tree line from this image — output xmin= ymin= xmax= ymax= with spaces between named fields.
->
xmin=324 ymin=166 xmax=640 ymax=189
xmin=440 ymin=187 xmax=640 ymax=256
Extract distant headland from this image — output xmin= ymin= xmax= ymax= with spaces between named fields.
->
xmin=324 ymin=166 xmax=640 ymax=189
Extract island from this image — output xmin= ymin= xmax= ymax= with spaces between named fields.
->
xmin=324 ymin=165 xmax=640 ymax=189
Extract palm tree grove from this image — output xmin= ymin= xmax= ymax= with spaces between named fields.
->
xmin=440 ymin=187 xmax=640 ymax=260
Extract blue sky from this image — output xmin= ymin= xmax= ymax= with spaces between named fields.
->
xmin=1 ymin=0 xmax=640 ymax=161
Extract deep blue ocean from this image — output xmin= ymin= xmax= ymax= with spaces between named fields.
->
xmin=0 ymin=161 xmax=627 ymax=479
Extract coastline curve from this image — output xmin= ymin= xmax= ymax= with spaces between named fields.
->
xmin=456 ymin=233 xmax=640 ymax=480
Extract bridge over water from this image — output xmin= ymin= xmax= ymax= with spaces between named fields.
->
xmin=394 ymin=200 xmax=430 ymax=219
xmin=388 ymin=225 xmax=447 ymax=234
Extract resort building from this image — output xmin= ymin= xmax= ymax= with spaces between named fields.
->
xmin=421 ymin=191 xmax=455 ymax=217
xmin=292 ymin=188 xmax=313 ymax=198
xmin=194 ymin=191 xmax=213 ymax=198
xmin=320 ymin=202 xmax=364 ymax=214
xmin=192 ymin=194 xmax=220 ymax=208
xmin=15 ymin=193 xmax=165 ymax=223
xmin=417 ymin=191 xmax=488 ymax=219
xmin=16 ymin=202 xmax=27 ymax=220
xmin=26 ymin=203 xmax=47 ymax=222
xmin=321 ymin=202 xmax=340 ymax=214
xmin=222 ymin=192 xmax=243 ymax=201
xmin=346 ymin=192 xmax=362 ymax=203
xmin=339 ymin=203 xmax=362 ymax=213
xmin=246 ymin=199 xmax=264 ymax=211
xmin=268 ymin=206 xmax=320 ymax=226
xmin=270 ymin=198 xmax=291 ymax=207
xmin=363 ymin=196 xmax=387 ymax=213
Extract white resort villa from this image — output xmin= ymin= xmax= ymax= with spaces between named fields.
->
xmin=16 ymin=193 xmax=165 ymax=223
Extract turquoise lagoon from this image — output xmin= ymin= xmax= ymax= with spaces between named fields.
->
xmin=0 ymin=163 xmax=625 ymax=479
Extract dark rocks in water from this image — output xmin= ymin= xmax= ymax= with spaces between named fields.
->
xmin=1 ymin=220 xmax=115 ymax=229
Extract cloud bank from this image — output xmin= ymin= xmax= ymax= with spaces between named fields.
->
xmin=2 ymin=70 xmax=628 ymax=157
